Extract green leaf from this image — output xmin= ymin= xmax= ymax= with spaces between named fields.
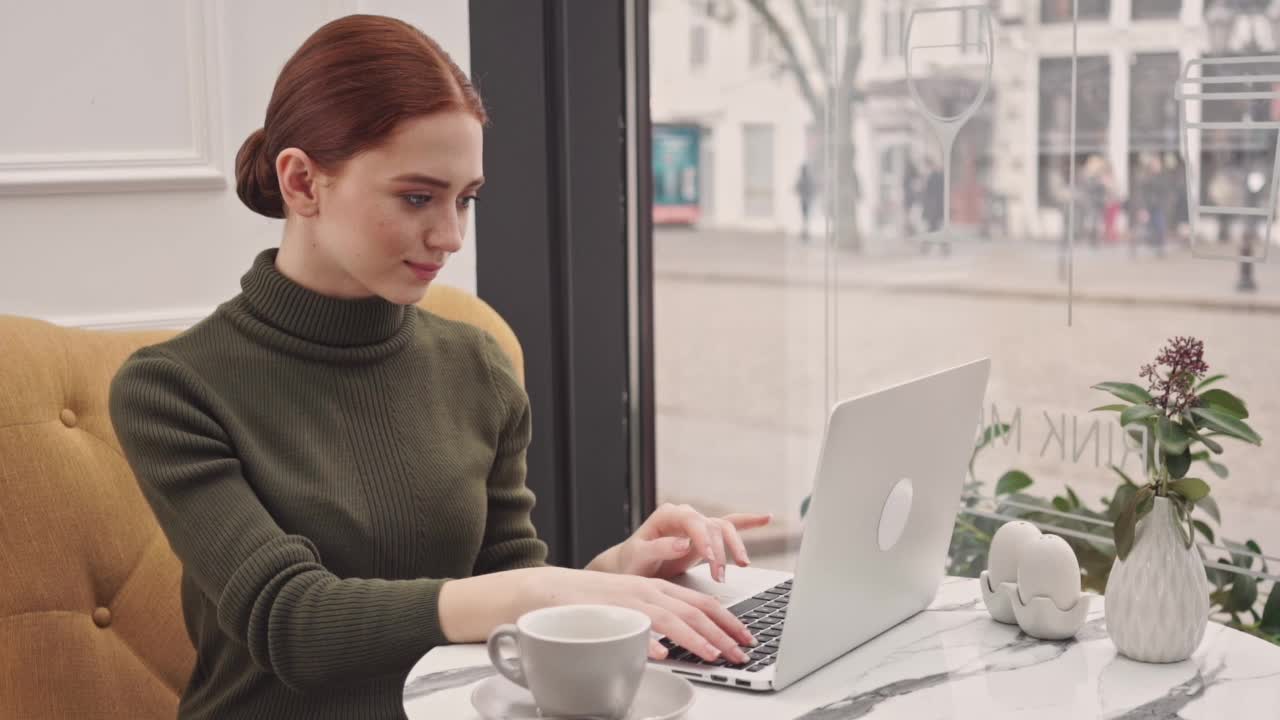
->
xmin=1157 ymin=417 xmax=1194 ymax=455
xmin=1247 ymin=540 xmax=1268 ymax=573
xmin=1109 ymin=484 xmax=1137 ymax=522
xmin=1261 ymin=584 xmax=1280 ymax=635
xmin=1052 ymin=496 xmax=1071 ymax=512
xmin=974 ymin=422 xmax=1011 ymax=451
xmin=1094 ymin=382 xmax=1155 ymax=405
xmin=1230 ymin=575 xmax=1259 ymax=612
xmin=1165 ymin=448 xmax=1192 ymax=479
xmin=800 ymin=494 xmax=811 ymax=518
xmin=1225 ymin=539 xmax=1255 ymax=570
xmin=1137 ymin=490 xmax=1155 ymax=518
xmin=1091 ymin=404 xmax=1129 ymax=413
xmin=1190 ymin=408 xmax=1263 ymax=445
xmin=1172 ymin=498 xmax=1192 ymax=549
xmin=1196 ymin=373 xmax=1227 ymax=390
xmin=1121 ymin=405 xmax=1159 ymax=428
xmin=994 ymin=470 xmax=1033 ymax=496
xmin=1198 ymin=495 xmax=1222 ymax=525
xmin=1198 ymin=388 xmax=1249 ymax=419
xmin=1191 ymin=428 xmax=1225 ymax=455
xmin=1115 ymin=485 xmax=1155 ymax=561
xmin=1067 ymin=486 xmax=1081 ymax=509
xmin=1193 ymin=520 xmax=1216 ymax=544
xmin=1169 ymin=478 xmax=1211 ymax=503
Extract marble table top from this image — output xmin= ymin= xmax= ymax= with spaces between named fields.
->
xmin=403 ymin=576 xmax=1280 ymax=719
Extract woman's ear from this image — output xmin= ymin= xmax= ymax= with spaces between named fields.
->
xmin=277 ymin=148 xmax=320 ymax=218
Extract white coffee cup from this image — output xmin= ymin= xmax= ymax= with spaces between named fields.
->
xmin=486 ymin=604 xmax=651 ymax=719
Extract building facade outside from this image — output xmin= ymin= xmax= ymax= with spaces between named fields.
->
xmin=650 ymin=0 xmax=1222 ymax=246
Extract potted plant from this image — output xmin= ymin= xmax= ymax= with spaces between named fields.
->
xmin=1091 ymin=336 xmax=1263 ymax=662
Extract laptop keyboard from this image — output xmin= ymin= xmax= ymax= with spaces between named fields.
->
xmin=658 ymin=578 xmax=791 ymax=673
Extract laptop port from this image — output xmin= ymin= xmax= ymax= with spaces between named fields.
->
xmin=671 ymin=670 xmax=699 ymax=678
xmin=710 ymin=675 xmax=728 ymax=683
xmin=735 ymin=679 xmax=752 ymax=687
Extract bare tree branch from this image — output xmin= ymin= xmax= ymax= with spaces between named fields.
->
xmin=837 ymin=0 xmax=864 ymax=201
xmin=791 ymin=0 xmax=832 ymax=85
xmin=744 ymin=0 xmax=824 ymax=123
xmin=838 ymin=0 xmax=862 ymax=93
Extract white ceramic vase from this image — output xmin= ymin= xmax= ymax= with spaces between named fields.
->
xmin=1105 ymin=496 xmax=1211 ymax=663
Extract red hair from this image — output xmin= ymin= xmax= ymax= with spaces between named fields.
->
xmin=234 ymin=14 xmax=486 ymax=218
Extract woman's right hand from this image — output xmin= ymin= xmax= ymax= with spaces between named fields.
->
xmin=522 ymin=566 xmax=753 ymax=665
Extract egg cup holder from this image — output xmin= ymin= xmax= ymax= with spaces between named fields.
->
xmin=1001 ymin=585 xmax=1090 ymax=640
xmin=979 ymin=570 xmax=1019 ymax=625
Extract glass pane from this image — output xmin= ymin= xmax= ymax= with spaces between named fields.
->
xmin=845 ymin=0 xmax=1278 ymax=638
xmin=649 ymin=0 xmax=1278 ymax=641
xmin=650 ymin=0 xmax=836 ymax=570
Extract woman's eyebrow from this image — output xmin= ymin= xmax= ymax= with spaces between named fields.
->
xmin=391 ymin=173 xmax=485 ymax=190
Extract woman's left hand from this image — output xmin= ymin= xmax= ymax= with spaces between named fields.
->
xmin=591 ymin=503 xmax=772 ymax=582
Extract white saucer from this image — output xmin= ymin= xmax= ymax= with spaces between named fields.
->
xmin=470 ymin=666 xmax=695 ymax=720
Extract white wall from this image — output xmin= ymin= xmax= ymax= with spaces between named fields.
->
xmin=0 ymin=0 xmax=474 ymax=330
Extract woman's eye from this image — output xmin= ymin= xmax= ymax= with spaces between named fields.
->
xmin=459 ymin=196 xmax=478 ymax=210
xmin=404 ymin=194 xmax=431 ymax=208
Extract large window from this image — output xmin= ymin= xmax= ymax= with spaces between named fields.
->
xmin=748 ymin=18 xmax=769 ymax=66
xmin=1129 ymin=53 xmax=1184 ymax=243
xmin=1038 ymin=56 xmax=1110 ymax=208
xmin=1133 ymin=0 xmax=1181 ymax=20
xmin=649 ymin=0 xmax=1279 ymax=632
xmin=1041 ymin=0 xmax=1110 ymax=22
xmin=743 ymin=123 xmax=775 ymax=217
xmin=690 ymin=24 xmax=708 ymax=70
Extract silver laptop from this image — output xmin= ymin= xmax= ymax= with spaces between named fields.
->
xmin=654 ymin=358 xmax=991 ymax=692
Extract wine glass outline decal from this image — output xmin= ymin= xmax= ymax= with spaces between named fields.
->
xmin=904 ymin=4 xmax=994 ymax=252
xmin=1176 ymin=54 xmax=1280 ymax=263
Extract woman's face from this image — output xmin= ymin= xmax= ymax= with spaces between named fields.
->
xmin=310 ymin=110 xmax=484 ymax=305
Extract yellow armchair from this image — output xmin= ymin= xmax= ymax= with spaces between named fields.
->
xmin=0 ymin=285 xmax=521 ymax=719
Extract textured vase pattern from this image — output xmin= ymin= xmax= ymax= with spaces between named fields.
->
xmin=1105 ymin=496 xmax=1211 ymax=663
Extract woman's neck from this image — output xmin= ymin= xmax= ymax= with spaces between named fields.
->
xmin=277 ymin=224 xmax=373 ymax=300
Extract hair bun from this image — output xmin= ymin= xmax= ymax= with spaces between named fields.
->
xmin=234 ymin=128 xmax=285 ymax=219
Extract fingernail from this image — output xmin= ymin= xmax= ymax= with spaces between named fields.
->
xmin=674 ymin=537 xmax=690 ymax=550
xmin=705 ymin=545 xmax=716 ymax=561
xmin=705 ymin=644 xmax=721 ymax=659
xmin=748 ymin=636 xmax=759 ymax=647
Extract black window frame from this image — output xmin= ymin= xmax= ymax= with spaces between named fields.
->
xmin=469 ymin=0 xmax=655 ymax=569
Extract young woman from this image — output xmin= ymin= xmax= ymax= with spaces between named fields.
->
xmin=109 ymin=15 xmax=769 ymax=720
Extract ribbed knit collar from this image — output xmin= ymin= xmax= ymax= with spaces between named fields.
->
xmin=239 ymin=247 xmax=410 ymax=348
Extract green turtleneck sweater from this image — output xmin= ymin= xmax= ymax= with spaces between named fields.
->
xmin=108 ymin=248 xmax=547 ymax=719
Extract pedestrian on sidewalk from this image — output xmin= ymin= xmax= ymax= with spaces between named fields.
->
xmin=923 ymin=160 xmax=944 ymax=233
xmin=795 ymin=163 xmax=815 ymax=242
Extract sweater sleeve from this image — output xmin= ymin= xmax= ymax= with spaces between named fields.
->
xmin=108 ymin=347 xmax=449 ymax=693
xmin=472 ymin=333 xmax=549 ymax=575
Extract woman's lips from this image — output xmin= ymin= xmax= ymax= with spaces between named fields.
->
xmin=405 ymin=260 xmax=442 ymax=281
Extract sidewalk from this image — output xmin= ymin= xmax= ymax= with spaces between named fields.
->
xmin=651 ymin=224 xmax=1280 ymax=561
xmin=655 ymin=227 xmax=1280 ymax=314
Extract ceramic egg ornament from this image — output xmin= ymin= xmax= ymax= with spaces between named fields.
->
xmin=1016 ymin=534 xmax=1081 ymax=610
xmin=987 ymin=521 xmax=1043 ymax=586
xmin=1004 ymin=533 xmax=1091 ymax=640
xmin=980 ymin=521 xmax=1043 ymax=624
